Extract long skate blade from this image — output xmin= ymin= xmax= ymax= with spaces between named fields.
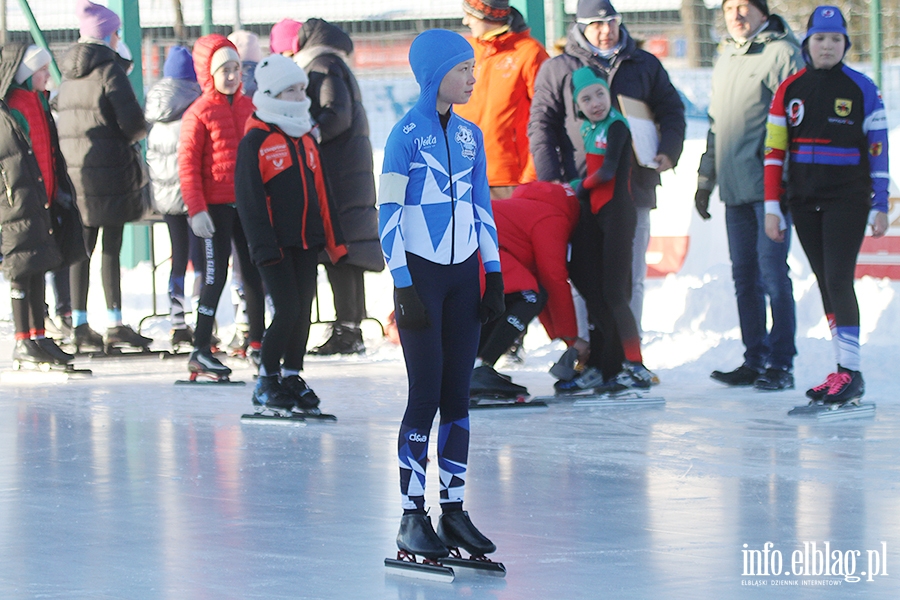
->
xmin=440 ymin=556 xmax=507 ymax=577
xmin=240 ymin=413 xmax=307 ymax=426
xmin=788 ymin=401 xmax=875 ymax=420
xmin=572 ymin=394 xmax=665 ymax=407
xmin=469 ymin=395 xmax=548 ymax=410
xmin=384 ymin=558 xmax=455 ymax=582
xmin=292 ymin=412 xmax=338 ymax=422
xmin=175 ymin=378 xmax=245 ymax=386
xmin=2 ymin=370 xmax=71 ymax=384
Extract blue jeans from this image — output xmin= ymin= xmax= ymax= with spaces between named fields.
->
xmin=725 ymin=202 xmax=796 ymax=371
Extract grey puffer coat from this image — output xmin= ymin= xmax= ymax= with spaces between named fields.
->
xmin=295 ymin=19 xmax=383 ymax=272
xmin=145 ymin=77 xmax=201 ymax=215
xmin=56 ymin=41 xmax=148 ymax=227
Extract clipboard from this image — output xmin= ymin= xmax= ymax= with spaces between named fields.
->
xmin=617 ymin=95 xmax=660 ymax=169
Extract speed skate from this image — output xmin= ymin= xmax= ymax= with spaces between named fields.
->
xmin=469 ymin=393 xmax=548 ymax=410
xmin=535 ymin=388 xmax=665 ymax=408
xmin=240 ymin=405 xmax=337 ymax=424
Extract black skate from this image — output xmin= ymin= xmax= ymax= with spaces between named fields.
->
xmin=8 ymin=339 xmax=91 ymax=379
xmin=72 ymin=323 xmax=105 ymax=354
xmin=177 ymin=349 xmax=242 ymax=385
xmin=170 ymin=326 xmax=194 ymax=352
xmin=789 ymin=368 xmax=873 ymax=420
xmin=469 ymin=366 xmax=544 ymax=409
xmin=437 ymin=511 xmax=506 ymax=576
xmin=105 ymin=325 xmax=153 ymax=353
xmin=36 ymin=338 xmax=74 ymax=365
xmin=385 ymin=514 xmax=454 ymax=582
xmin=309 ymin=323 xmax=365 ymax=356
xmin=281 ymin=375 xmax=336 ymax=421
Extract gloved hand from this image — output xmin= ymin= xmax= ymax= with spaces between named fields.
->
xmin=394 ymin=285 xmax=429 ymax=330
xmin=189 ymin=211 xmax=215 ymax=238
xmin=574 ymin=182 xmax=591 ymax=205
xmin=479 ymin=272 xmax=505 ymax=323
xmin=694 ymin=189 xmax=711 ymax=220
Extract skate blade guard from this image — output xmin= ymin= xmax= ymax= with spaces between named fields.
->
xmin=788 ymin=400 xmax=875 ymax=420
xmin=469 ymin=394 xmax=548 ymax=410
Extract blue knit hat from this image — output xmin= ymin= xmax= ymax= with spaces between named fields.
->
xmin=163 ymin=46 xmax=196 ymax=81
xmin=803 ymin=5 xmax=851 ymax=50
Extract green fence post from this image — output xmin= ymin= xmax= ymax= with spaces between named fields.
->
xmin=870 ymin=0 xmax=882 ymax=87
xmin=109 ymin=0 xmax=150 ymax=269
xmin=16 ymin=0 xmax=61 ymax=84
xmin=511 ymin=0 xmax=546 ymax=48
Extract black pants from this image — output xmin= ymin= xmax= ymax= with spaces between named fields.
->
xmin=231 ymin=217 xmax=265 ymax=344
xmin=193 ymin=205 xmax=235 ymax=349
xmin=478 ymin=289 xmax=547 ymax=365
xmin=791 ymin=201 xmax=869 ymax=330
xmin=323 ymin=261 xmax=367 ymax=324
xmin=163 ymin=214 xmax=202 ymax=328
xmin=257 ymin=247 xmax=319 ymax=374
xmin=49 ymin=266 xmax=70 ymax=317
xmin=11 ymin=273 xmax=45 ymax=337
xmin=567 ymin=198 xmax=640 ymax=381
xmin=70 ymin=225 xmax=124 ymax=313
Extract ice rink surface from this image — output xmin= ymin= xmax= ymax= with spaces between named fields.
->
xmin=1 ymin=333 xmax=898 ymax=600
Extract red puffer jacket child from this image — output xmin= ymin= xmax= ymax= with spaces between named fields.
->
xmin=492 ymin=181 xmax=581 ymax=344
xmin=178 ymin=34 xmax=254 ymax=216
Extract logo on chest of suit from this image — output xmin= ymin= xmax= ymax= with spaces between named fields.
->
xmin=403 ymin=122 xmax=417 ymax=134
xmin=415 ymin=134 xmax=437 ymax=150
xmin=593 ymin=131 xmax=608 ymax=151
xmin=787 ymin=99 xmax=804 ymax=127
xmin=259 ymin=137 xmax=292 ymax=182
xmin=455 ymin=125 xmax=476 ymax=160
xmin=834 ymin=98 xmax=852 ymax=117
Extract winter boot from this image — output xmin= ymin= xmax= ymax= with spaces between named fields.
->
xmin=470 ymin=365 xmax=528 ymax=397
xmin=13 ymin=339 xmax=59 ymax=367
xmin=73 ymin=324 xmax=105 ymax=353
xmin=281 ymin=375 xmax=322 ymax=411
xmin=396 ymin=514 xmax=449 ymax=560
xmin=188 ymin=348 xmax=232 ymax=378
xmin=823 ymin=367 xmax=865 ymax=405
xmin=252 ymin=375 xmax=295 ymax=413
xmin=754 ymin=367 xmax=794 ymax=391
xmin=106 ymin=325 xmax=152 ymax=350
xmin=437 ymin=511 xmax=496 ymax=556
xmin=309 ymin=323 xmax=366 ymax=356
xmin=36 ymin=338 xmax=74 ymax=365
xmin=710 ymin=364 xmax=762 ymax=387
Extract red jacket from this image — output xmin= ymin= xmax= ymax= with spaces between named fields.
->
xmin=493 ymin=181 xmax=581 ymax=343
xmin=7 ymin=87 xmax=55 ymax=201
xmin=178 ymin=34 xmax=254 ymax=216
xmin=455 ymin=26 xmax=548 ymax=187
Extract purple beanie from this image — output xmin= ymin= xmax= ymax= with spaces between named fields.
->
xmin=269 ymin=18 xmax=303 ymax=55
xmin=77 ymin=0 xmax=121 ymax=41
xmin=163 ymin=46 xmax=196 ymax=81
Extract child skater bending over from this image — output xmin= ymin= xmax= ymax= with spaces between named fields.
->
xmin=559 ymin=66 xmax=656 ymax=395
xmin=764 ymin=5 xmax=889 ymax=405
xmin=379 ymin=29 xmax=505 ymax=563
xmin=235 ymin=54 xmax=346 ymax=414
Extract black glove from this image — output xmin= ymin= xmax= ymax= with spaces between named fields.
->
xmin=394 ymin=285 xmax=429 ymax=330
xmin=479 ymin=272 xmax=506 ymax=324
xmin=694 ymin=188 xmax=712 ymax=220
xmin=575 ymin=182 xmax=591 ymax=205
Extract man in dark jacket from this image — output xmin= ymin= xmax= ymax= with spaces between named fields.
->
xmin=528 ymin=0 xmax=685 ymax=343
xmin=294 ymin=18 xmax=384 ymax=355
xmin=55 ymin=0 xmax=151 ymax=353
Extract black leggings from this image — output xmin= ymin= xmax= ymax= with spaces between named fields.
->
xmin=11 ymin=273 xmax=45 ymax=337
xmin=70 ymin=225 xmax=124 ymax=313
xmin=194 ymin=205 xmax=235 ymax=349
xmin=231 ymin=217 xmax=265 ymax=344
xmin=478 ymin=289 xmax=547 ymax=365
xmin=567 ymin=198 xmax=640 ymax=381
xmin=791 ymin=201 xmax=869 ymax=329
xmin=324 ymin=261 xmax=367 ymax=324
xmin=257 ymin=247 xmax=319 ymax=374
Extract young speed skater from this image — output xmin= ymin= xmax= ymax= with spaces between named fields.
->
xmin=234 ymin=54 xmax=346 ymax=415
xmin=559 ymin=66 xmax=656 ymax=394
xmin=764 ymin=5 xmax=889 ymax=406
xmin=378 ymin=30 xmax=506 ymax=567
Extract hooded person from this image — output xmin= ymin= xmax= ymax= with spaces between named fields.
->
xmin=178 ymin=34 xmax=264 ymax=380
xmin=228 ymin=30 xmax=264 ymax=95
xmin=292 ymin=18 xmax=383 ymax=356
xmin=144 ymin=46 xmax=203 ymax=346
xmin=55 ymin=0 xmax=152 ymax=353
xmin=379 ymin=29 xmax=503 ymax=568
xmin=234 ymin=53 xmax=347 ymax=414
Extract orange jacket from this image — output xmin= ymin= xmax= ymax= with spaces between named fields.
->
xmin=455 ymin=27 xmax=548 ymax=187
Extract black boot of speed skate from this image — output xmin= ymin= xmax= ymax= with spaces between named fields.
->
xmin=823 ymin=367 xmax=865 ymax=405
xmin=280 ymin=375 xmax=321 ymax=412
xmin=36 ymin=338 xmax=74 ymax=365
xmin=13 ymin=339 xmax=58 ymax=369
xmin=73 ymin=324 xmax=105 ymax=354
xmin=187 ymin=348 xmax=232 ymax=382
xmin=385 ymin=514 xmax=455 ymax=582
xmin=106 ymin=325 xmax=152 ymax=351
xmin=437 ymin=510 xmax=506 ymax=576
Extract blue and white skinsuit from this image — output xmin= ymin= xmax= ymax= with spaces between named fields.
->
xmin=378 ymin=30 xmax=501 ymax=513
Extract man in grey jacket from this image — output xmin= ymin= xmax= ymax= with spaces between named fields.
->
xmin=695 ymin=0 xmax=803 ymax=390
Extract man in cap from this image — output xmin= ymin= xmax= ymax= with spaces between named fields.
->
xmin=455 ymin=0 xmax=549 ymax=200
xmin=696 ymin=0 xmax=804 ymax=391
xmin=528 ymin=0 xmax=685 ymax=348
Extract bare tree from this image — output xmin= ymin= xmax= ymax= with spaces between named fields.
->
xmin=172 ymin=0 xmax=185 ymax=41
